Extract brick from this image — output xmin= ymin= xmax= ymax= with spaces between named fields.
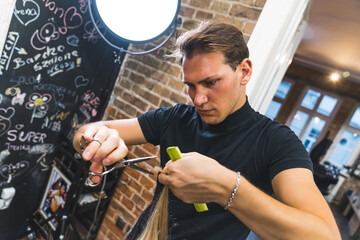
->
xmin=125 ymin=60 xmax=138 ymax=71
xmin=120 ymin=209 xmax=137 ymax=225
xmin=116 ymin=111 xmax=129 ymax=120
xmin=170 ymin=92 xmax=188 ymax=104
xmin=243 ymin=34 xmax=250 ymax=43
xmin=104 ymin=217 xmax=126 ymax=237
xmin=144 ymin=156 xmax=160 ymax=168
xmin=129 ymin=72 xmax=145 ymax=84
xmin=137 ymin=64 xmax=152 ymax=76
xmin=211 ymin=1 xmax=231 ymax=14
xmin=107 ymin=206 xmax=116 ymax=218
xmin=96 ymin=231 xmax=106 ymax=240
xmin=195 ymin=10 xmax=214 ymax=20
xmin=119 ymin=79 xmax=133 ymax=90
xmin=136 ymin=161 xmax=152 ymax=173
xmin=106 ymin=230 xmax=121 ymax=240
xmin=255 ymin=0 xmax=266 ymax=8
xmin=142 ymin=143 xmax=159 ymax=155
xmin=159 ymin=62 xmax=181 ymax=77
xmin=106 ymin=115 xmax=115 ymax=120
xmin=114 ymin=97 xmax=125 ymax=109
xmin=127 ymin=151 xmax=136 ymax=159
xmin=133 ymin=146 xmax=149 ymax=157
xmin=113 ymin=86 xmax=124 ymax=97
xmin=125 ymin=166 xmax=141 ymax=180
xmin=152 ymin=83 xmax=171 ymax=98
xmin=122 ymin=91 xmax=148 ymax=111
xmin=132 ymin=193 xmax=146 ymax=209
xmin=122 ymin=69 xmax=130 ymax=78
xmin=143 ymin=79 xmax=156 ymax=90
xmin=168 ymin=77 xmax=185 ymax=92
xmin=112 ymin=191 xmax=123 ymax=201
xmin=213 ymin=14 xmax=234 ymax=25
xmin=160 ymin=99 xmax=174 ymax=108
xmin=121 ymin=196 xmax=135 ymax=210
xmin=122 ymin=103 xmax=138 ymax=117
xmin=142 ymin=188 xmax=155 ymax=202
xmin=229 ymin=4 xmax=261 ymax=20
xmin=143 ymin=55 xmax=162 ymax=69
xmin=106 ymin=105 xmax=117 ymax=118
xmin=238 ymin=0 xmax=254 ymax=6
xmin=134 ymin=205 xmax=145 ymax=217
xmin=179 ymin=6 xmax=195 ymax=18
xmin=111 ymin=200 xmax=136 ymax=225
xmin=233 ymin=19 xmax=246 ymax=31
xmin=118 ymin=182 xmax=134 ymax=198
xmin=183 ymin=19 xmax=200 ymax=30
xmin=129 ymin=178 xmax=142 ymax=193
xmin=243 ymin=21 xmax=256 ymax=34
xmin=133 ymin=87 xmax=160 ymax=106
xmin=150 ymin=71 xmax=167 ymax=84
xmin=118 ymin=171 xmax=130 ymax=185
xmin=188 ymin=0 xmax=212 ymax=9
xmin=139 ymin=175 xmax=155 ymax=190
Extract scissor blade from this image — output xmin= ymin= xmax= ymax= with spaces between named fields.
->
xmin=125 ymin=156 xmax=157 ymax=164
xmin=128 ymin=164 xmax=154 ymax=175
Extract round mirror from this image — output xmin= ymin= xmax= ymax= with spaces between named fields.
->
xmin=95 ymin=0 xmax=181 ymax=43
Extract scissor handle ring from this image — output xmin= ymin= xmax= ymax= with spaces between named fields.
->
xmin=85 ymin=176 xmax=102 ymax=187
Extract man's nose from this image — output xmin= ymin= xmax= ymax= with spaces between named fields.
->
xmin=193 ymin=89 xmax=208 ymax=106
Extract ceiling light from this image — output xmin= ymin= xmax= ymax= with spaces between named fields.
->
xmin=330 ymin=73 xmax=340 ymax=82
xmin=342 ymin=71 xmax=351 ymax=78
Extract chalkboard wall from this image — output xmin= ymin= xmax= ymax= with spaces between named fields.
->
xmin=0 ymin=0 xmax=127 ymax=238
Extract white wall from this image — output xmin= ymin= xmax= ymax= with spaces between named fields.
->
xmin=247 ymin=0 xmax=310 ymax=113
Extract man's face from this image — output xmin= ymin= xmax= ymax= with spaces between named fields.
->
xmin=182 ymin=52 xmax=248 ymax=125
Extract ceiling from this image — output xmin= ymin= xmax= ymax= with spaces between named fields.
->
xmin=294 ymin=0 xmax=360 ymax=83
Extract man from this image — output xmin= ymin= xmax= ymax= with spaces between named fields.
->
xmin=73 ymin=20 xmax=341 ymax=239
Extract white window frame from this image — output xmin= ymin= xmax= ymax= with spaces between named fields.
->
xmin=324 ymin=104 xmax=360 ymax=203
xmin=285 ymin=86 xmax=342 ymax=146
xmin=265 ymin=78 xmax=294 ymax=120
xmin=324 ymin=104 xmax=360 ymax=168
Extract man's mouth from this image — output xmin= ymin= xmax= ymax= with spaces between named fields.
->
xmin=197 ymin=109 xmax=214 ymax=115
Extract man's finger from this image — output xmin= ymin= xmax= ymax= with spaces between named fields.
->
xmin=158 ymin=170 xmax=171 ymax=185
xmin=89 ymin=161 xmax=103 ymax=184
xmin=102 ymin=145 xmax=127 ymax=166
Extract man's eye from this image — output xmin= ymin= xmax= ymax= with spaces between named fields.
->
xmin=204 ymin=80 xmax=218 ymax=87
xmin=186 ymin=83 xmax=195 ymax=89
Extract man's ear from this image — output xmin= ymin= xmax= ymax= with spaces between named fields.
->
xmin=238 ymin=58 xmax=252 ymax=85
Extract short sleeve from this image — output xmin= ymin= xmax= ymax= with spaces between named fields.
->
xmin=137 ymin=105 xmax=179 ymax=146
xmin=266 ymin=125 xmax=313 ymax=181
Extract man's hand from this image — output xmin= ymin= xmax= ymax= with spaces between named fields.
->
xmin=73 ymin=122 xmax=128 ymax=183
xmin=158 ymin=152 xmax=236 ymax=206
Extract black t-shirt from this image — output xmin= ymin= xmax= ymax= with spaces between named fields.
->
xmin=127 ymin=100 xmax=312 ymax=240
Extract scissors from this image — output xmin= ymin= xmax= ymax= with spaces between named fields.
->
xmin=85 ymin=156 xmax=157 ymax=187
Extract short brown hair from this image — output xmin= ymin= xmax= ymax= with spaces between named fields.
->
xmin=172 ymin=19 xmax=249 ymax=71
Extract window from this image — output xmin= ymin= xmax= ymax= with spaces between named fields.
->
xmin=286 ymin=87 xmax=340 ymax=152
xmin=265 ymin=80 xmax=292 ymax=120
xmin=349 ymin=106 xmax=360 ymax=129
xmin=301 ymin=89 xmax=320 ymax=110
xmin=326 ymin=105 xmax=360 ymax=167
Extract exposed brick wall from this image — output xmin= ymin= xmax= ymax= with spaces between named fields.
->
xmin=97 ymin=0 xmax=267 ymax=239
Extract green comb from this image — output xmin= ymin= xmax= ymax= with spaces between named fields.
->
xmin=166 ymin=146 xmax=209 ymax=212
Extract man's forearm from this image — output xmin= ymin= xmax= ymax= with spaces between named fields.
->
xmin=223 ymin=172 xmax=340 ymax=240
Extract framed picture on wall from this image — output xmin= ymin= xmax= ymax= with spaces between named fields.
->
xmin=39 ymin=166 xmax=71 ymax=230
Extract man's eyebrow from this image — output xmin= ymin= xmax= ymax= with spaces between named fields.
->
xmin=182 ymin=76 xmax=220 ymax=85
